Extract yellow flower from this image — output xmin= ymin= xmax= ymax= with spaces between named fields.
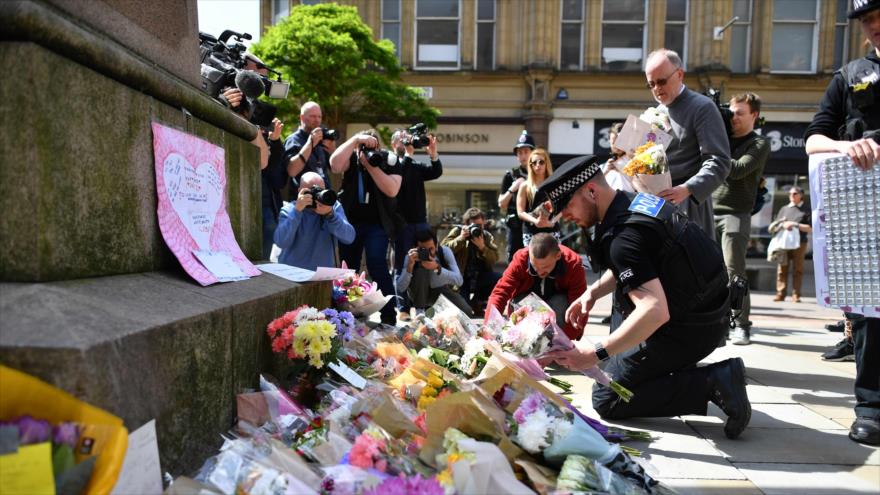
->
xmin=422 ymin=386 xmax=438 ymax=397
xmin=427 ymin=374 xmax=445 ymax=389
xmin=417 ymin=395 xmax=436 ymax=410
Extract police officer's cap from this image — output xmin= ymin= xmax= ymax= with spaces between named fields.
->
xmin=849 ymin=0 xmax=880 ymax=19
xmin=536 ymin=155 xmax=601 ymax=214
xmin=513 ymin=130 xmax=536 ymax=153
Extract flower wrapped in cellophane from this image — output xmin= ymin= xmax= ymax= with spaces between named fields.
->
xmin=435 ymin=428 xmax=535 ymax=495
xmin=332 ymin=271 xmax=392 ymax=317
xmin=638 ymin=106 xmax=673 ymax=135
xmin=266 ymin=305 xmax=341 ymax=369
xmin=622 ymin=141 xmax=672 ymax=196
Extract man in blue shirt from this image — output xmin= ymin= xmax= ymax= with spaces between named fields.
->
xmin=274 ymin=172 xmax=355 ymax=271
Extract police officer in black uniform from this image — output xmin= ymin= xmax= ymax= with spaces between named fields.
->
xmin=542 ymin=156 xmax=752 ymax=439
xmin=804 ymin=0 xmax=880 ymax=446
xmin=498 ymin=131 xmax=536 ymax=261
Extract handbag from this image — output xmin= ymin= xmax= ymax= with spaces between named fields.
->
xmin=779 ymin=228 xmax=801 ymax=250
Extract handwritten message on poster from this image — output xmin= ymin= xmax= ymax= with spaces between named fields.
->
xmin=152 ymin=122 xmax=260 ymax=286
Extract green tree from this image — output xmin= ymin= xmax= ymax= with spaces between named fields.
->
xmin=252 ymin=3 xmax=439 ymax=140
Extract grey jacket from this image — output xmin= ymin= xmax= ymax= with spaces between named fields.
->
xmin=661 ymin=86 xmax=731 ymax=240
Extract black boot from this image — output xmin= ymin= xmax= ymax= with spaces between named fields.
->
xmin=706 ymin=357 xmax=752 ymax=439
xmin=849 ymin=417 xmax=880 ymax=446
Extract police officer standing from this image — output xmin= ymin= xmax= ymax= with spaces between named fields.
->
xmin=542 ymin=156 xmax=751 ymax=440
xmin=804 ymin=0 xmax=880 ymax=446
xmin=498 ymin=131 xmax=535 ymax=261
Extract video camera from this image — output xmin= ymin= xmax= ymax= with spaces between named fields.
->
xmin=358 ymin=143 xmax=399 ymax=169
xmin=198 ymin=30 xmax=290 ymax=119
xmin=704 ymin=88 xmax=765 ymax=137
xmin=403 ymin=123 xmax=430 ymax=149
xmin=304 ymin=186 xmax=337 ymax=208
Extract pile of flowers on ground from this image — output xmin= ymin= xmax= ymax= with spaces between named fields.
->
xmin=178 ymin=293 xmax=670 ymax=495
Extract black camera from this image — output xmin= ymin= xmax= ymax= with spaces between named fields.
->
xmin=305 ymin=186 xmax=337 ymax=208
xmin=198 ymin=30 xmax=290 ymax=112
xmin=358 ymin=144 xmax=398 ymax=169
xmin=704 ymin=88 xmax=765 ymax=137
xmin=466 ymin=224 xmax=483 ymax=238
xmin=320 ymin=127 xmax=339 ymax=141
xmin=417 ymin=247 xmax=432 ymax=262
xmin=403 ymin=123 xmax=431 ymax=149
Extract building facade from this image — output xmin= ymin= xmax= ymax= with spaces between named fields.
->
xmin=262 ymin=0 xmax=861 ymax=250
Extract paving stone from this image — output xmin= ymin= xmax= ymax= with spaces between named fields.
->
xmin=657 ymin=478 xmax=764 ymax=495
xmin=690 ymin=425 xmax=880 ymax=465
xmin=735 ymin=463 xmax=880 ymax=494
xmin=745 ymin=404 xmax=846 ymax=430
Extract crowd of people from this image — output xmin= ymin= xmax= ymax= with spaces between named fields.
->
xmin=227 ymin=5 xmax=878 ymax=446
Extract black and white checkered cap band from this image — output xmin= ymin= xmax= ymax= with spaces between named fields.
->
xmin=547 ymin=161 xmax=602 ymax=202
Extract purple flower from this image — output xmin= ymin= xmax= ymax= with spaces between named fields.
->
xmin=323 ymin=308 xmax=357 ymax=341
xmin=513 ymin=392 xmax=544 ymax=424
xmin=361 ymin=475 xmax=444 ymax=495
xmin=52 ymin=422 xmax=80 ymax=448
xmin=13 ymin=415 xmax=51 ymax=445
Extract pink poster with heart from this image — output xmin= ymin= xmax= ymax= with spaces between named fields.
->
xmin=152 ymin=122 xmax=260 ymax=286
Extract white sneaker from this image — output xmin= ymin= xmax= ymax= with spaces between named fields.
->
xmin=732 ymin=327 xmax=751 ymax=345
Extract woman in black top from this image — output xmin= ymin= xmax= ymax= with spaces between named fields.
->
xmin=804 ymin=0 xmax=880 ymax=447
xmin=516 ymin=148 xmax=560 ymax=246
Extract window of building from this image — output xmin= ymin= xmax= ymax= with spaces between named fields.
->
xmin=273 ymin=0 xmax=289 ymax=24
xmin=729 ymin=0 xmax=752 ymax=73
xmin=833 ymin=0 xmax=850 ymax=70
xmin=415 ymin=0 xmax=460 ymax=69
xmin=771 ymin=0 xmax=819 ymax=73
xmin=300 ymin=0 xmax=322 ymax=4
xmin=664 ymin=0 xmax=688 ymax=67
xmin=560 ymin=0 xmax=584 ymax=70
xmin=382 ymin=0 xmax=401 ymax=59
xmin=475 ymin=0 xmax=495 ymax=70
xmin=601 ymin=0 xmax=647 ymax=71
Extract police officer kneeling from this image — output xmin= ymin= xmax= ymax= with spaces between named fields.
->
xmin=543 ymin=156 xmax=752 ymax=439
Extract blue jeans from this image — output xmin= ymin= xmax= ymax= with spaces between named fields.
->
xmin=262 ymin=205 xmax=278 ymax=261
xmin=393 ymin=222 xmax=430 ymax=312
xmin=338 ymin=223 xmax=396 ymax=323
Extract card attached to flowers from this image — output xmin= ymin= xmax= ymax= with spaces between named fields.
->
xmin=615 ymin=113 xmax=673 ymax=155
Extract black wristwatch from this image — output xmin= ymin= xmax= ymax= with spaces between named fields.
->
xmin=595 ymin=344 xmax=610 ymax=362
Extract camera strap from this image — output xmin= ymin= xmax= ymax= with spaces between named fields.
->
xmin=357 ymin=168 xmax=368 ymax=204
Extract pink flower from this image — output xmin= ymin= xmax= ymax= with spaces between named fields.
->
xmin=349 ymin=433 xmax=386 ymax=471
xmin=513 ymin=392 xmax=544 ymax=424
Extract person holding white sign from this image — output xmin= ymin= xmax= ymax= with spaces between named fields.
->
xmin=644 ymin=49 xmax=730 ymax=240
xmin=274 ymin=172 xmax=355 ymax=272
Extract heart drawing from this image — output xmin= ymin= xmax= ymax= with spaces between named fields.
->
xmin=162 ymin=152 xmax=222 ymax=250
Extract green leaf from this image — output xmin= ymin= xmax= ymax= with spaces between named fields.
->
xmin=251 ymin=4 xmax=440 ymax=136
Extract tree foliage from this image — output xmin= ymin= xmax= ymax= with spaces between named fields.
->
xmin=252 ymin=3 xmax=439 ymax=138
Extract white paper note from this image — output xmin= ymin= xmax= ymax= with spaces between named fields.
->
xmin=328 ymin=361 xmax=367 ymax=389
xmin=616 ymin=114 xmax=674 ymax=154
xmin=111 ymin=420 xmax=163 ymax=495
xmin=258 ymin=263 xmax=353 ymax=283
xmin=192 ymin=250 xmax=250 ymax=282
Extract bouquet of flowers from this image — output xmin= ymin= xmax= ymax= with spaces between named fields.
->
xmin=638 ymin=106 xmax=673 ymax=135
xmin=509 ymin=392 xmax=660 ymax=493
xmin=622 ymin=141 xmax=672 ymax=196
xmin=435 ymin=428 xmax=535 ymax=495
xmin=267 ymin=305 xmax=341 ymax=369
xmin=347 ymin=424 xmax=424 ymax=476
xmin=332 ymin=271 xmax=391 ymax=317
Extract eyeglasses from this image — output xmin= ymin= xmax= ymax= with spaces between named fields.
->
xmin=645 ymin=68 xmax=680 ymax=89
xmin=530 ymin=159 xmax=546 ymax=167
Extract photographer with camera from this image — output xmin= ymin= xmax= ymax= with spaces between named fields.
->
xmin=498 ymin=130 xmax=535 ymax=261
xmin=390 ymin=125 xmax=443 ymax=321
xmin=283 ymin=102 xmax=336 ymax=189
xmin=331 ymin=129 xmax=403 ymax=325
xmin=441 ymin=208 xmax=501 ymax=314
xmin=273 ymin=172 xmax=354 ymax=271
xmin=711 ymin=92 xmax=770 ymax=346
xmin=396 ymin=230 xmax=472 ymax=317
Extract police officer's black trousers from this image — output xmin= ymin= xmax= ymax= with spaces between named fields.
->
xmin=593 ymin=315 xmax=727 ymax=419
xmin=849 ymin=314 xmax=880 ymax=420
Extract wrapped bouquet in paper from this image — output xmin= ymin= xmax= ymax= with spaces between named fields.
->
xmin=623 ymin=141 xmax=672 ymax=196
xmin=332 ymin=270 xmax=392 ymax=317
xmin=616 ymin=112 xmax=674 ymax=155
xmin=436 ymin=428 xmax=536 ymax=495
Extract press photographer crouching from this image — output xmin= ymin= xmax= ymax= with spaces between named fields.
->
xmin=441 ymin=208 xmax=501 ymax=314
xmin=274 ymin=172 xmax=355 ymax=271
xmin=396 ymin=230 xmax=473 ymax=317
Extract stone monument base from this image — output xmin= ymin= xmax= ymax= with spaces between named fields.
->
xmin=0 ymin=271 xmax=329 ymax=475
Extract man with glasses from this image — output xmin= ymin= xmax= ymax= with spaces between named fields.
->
xmin=644 ymin=49 xmax=730 ymax=240
xmin=442 ymin=207 xmax=501 ymax=314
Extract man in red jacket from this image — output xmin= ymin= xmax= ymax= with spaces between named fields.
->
xmin=486 ymin=233 xmax=587 ymax=340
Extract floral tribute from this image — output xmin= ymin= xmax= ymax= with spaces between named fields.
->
xmin=267 ymin=305 xmax=342 ymax=368
xmin=623 ymin=141 xmax=667 ymax=177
